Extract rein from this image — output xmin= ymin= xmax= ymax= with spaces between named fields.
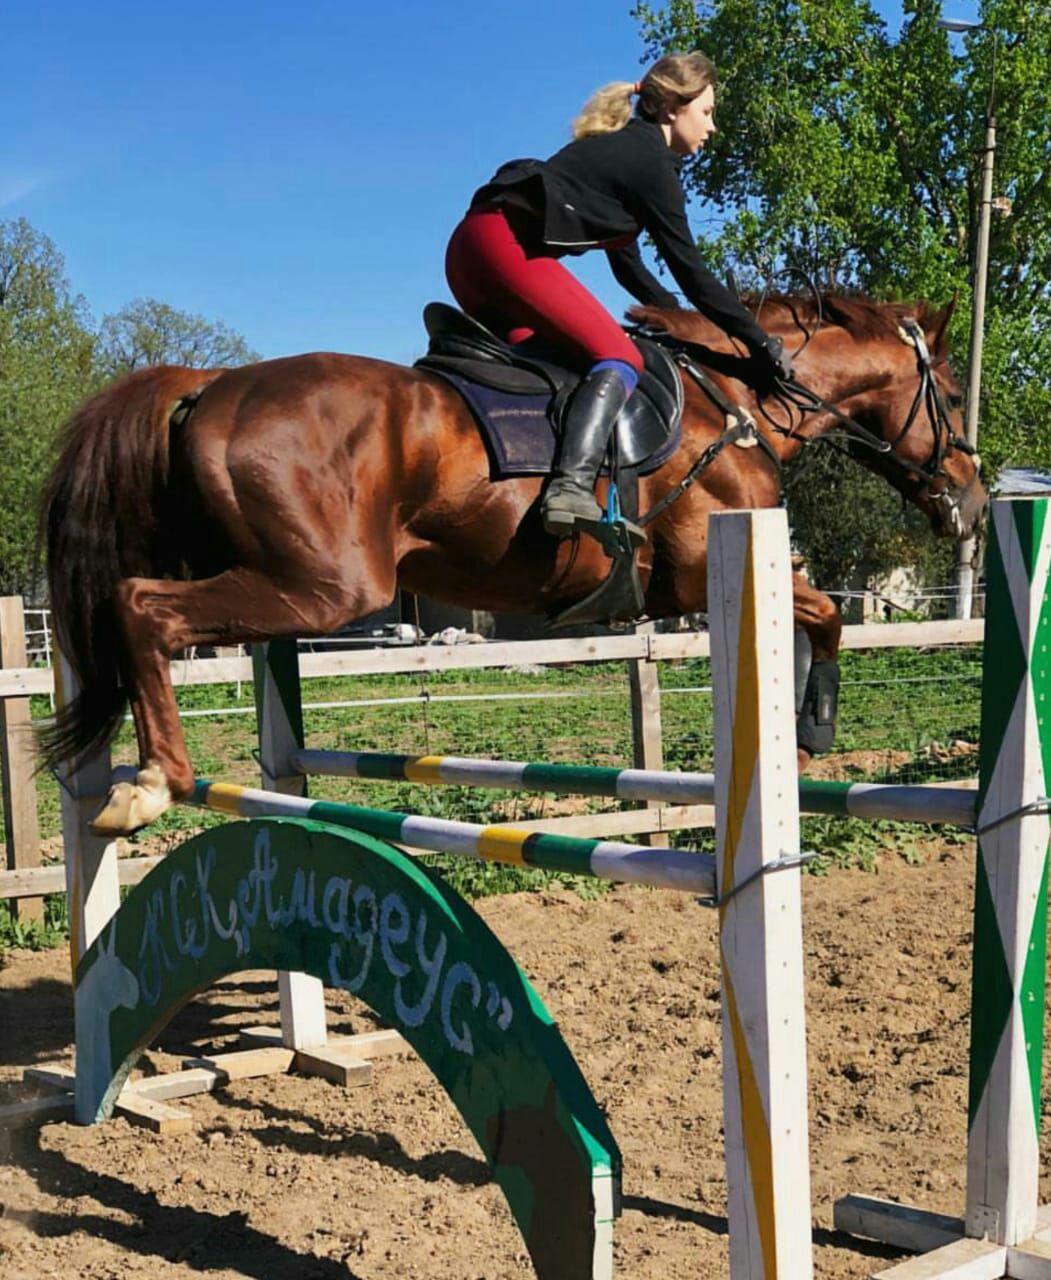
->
xmin=631 ymin=317 xmax=980 ymax=532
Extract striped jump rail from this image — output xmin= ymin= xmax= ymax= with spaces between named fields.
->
xmin=292 ymin=748 xmax=978 ymax=828
xmin=189 ymin=778 xmax=717 ymax=896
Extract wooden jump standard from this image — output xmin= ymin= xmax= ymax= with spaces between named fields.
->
xmin=257 ymin=493 xmax=1051 ymax=1279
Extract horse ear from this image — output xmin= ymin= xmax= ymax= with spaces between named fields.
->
xmin=926 ymin=294 xmax=958 ymax=356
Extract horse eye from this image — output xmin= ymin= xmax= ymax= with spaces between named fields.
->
xmin=947 ymin=393 xmax=963 ymax=409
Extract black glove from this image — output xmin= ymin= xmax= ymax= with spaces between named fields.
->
xmin=753 ymin=334 xmax=794 ymax=381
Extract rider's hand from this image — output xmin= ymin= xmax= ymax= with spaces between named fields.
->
xmin=753 ymin=334 xmax=794 ymax=381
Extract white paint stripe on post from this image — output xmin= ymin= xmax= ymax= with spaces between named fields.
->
xmin=709 ymin=509 xmax=813 ymax=1280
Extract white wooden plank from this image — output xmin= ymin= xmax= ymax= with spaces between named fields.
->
xmin=0 ymin=1094 xmax=75 ymax=1128
xmin=180 ymin=1046 xmax=296 ymax=1083
xmin=709 ymin=510 xmax=812 ymax=1280
xmin=240 ymin=1025 xmax=409 ymax=1059
xmin=1007 ymin=1238 xmax=1051 ymax=1279
xmin=834 ymin=1195 xmax=964 ymax=1253
xmin=872 ymin=1237 xmax=1005 ymax=1279
xmin=114 ymin=1092 xmax=193 ymax=1134
xmin=0 ymin=855 xmax=163 ymax=900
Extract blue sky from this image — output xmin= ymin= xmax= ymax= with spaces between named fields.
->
xmin=5 ymin=0 xmax=976 ymax=367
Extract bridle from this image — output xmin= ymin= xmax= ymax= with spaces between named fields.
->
xmin=628 ymin=310 xmax=982 ymax=535
xmin=763 ymin=316 xmax=981 ymax=536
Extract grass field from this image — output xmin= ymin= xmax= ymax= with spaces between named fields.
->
xmin=0 ymin=642 xmax=983 ymax=949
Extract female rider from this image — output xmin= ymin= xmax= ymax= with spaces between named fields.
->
xmin=444 ymin=51 xmax=792 ymax=537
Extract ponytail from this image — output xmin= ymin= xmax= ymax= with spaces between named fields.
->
xmin=571 ymin=81 xmax=636 ymax=139
xmin=572 ymin=52 xmax=717 ymax=139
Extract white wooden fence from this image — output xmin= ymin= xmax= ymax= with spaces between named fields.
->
xmin=0 ymin=594 xmax=984 ymax=911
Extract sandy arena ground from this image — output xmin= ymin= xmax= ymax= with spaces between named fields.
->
xmin=2 ymin=834 xmax=1048 ymax=1280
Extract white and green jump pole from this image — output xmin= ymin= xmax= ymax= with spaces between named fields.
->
xmin=291 ymin=748 xmax=977 ymax=827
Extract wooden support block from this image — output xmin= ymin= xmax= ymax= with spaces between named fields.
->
xmin=181 ymin=1045 xmax=295 ymax=1082
xmin=293 ymin=1044 xmax=372 ymax=1088
xmin=338 ymin=1028 xmax=411 ymax=1060
xmin=23 ymin=1065 xmax=76 ymax=1093
xmin=0 ymin=1094 xmax=74 ymax=1128
xmin=873 ymin=1237 xmax=1005 ymax=1279
xmin=240 ymin=1024 xmax=409 ymax=1060
xmin=126 ymin=1067 xmax=233 ymax=1101
xmin=835 ymin=1195 xmax=966 ymax=1254
xmin=1007 ymin=1238 xmax=1051 ymax=1280
xmin=113 ymin=1092 xmax=193 ymax=1135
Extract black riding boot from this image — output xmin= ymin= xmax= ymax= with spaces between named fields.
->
xmin=542 ymin=367 xmax=632 ymax=537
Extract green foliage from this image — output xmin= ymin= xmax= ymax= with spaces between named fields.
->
xmin=633 ymin=0 xmax=1051 ymax=580
xmin=0 ymin=217 xmax=258 ymax=595
xmin=96 ymin=298 xmax=260 ymax=378
xmin=0 ymin=218 xmax=98 ymax=596
xmin=0 ymin=893 xmax=69 ymax=953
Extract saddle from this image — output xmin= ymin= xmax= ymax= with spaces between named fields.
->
xmin=415 ymin=303 xmax=683 ymax=480
xmin=415 ymin=304 xmax=687 ymax=629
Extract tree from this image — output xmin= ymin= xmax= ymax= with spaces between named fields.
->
xmin=0 ymin=218 xmax=97 ymax=597
xmin=96 ymin=298 xmax=260 ymax=378
xmin=633 ymin=0 xmax=1051 ymax=586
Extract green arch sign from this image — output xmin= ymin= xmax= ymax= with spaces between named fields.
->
xmin=74 ymin=817 xmax=620 ymax=1280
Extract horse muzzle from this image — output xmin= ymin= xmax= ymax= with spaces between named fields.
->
xmin=932 ymin=476 xmax=988 ymax=541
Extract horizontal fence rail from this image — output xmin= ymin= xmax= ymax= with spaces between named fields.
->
xmin=0 ymin=617 xmax=986 ymax=702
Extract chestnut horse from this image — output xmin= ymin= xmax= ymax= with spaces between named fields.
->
xmin=40 ymin=295 xmax=985 ymax=834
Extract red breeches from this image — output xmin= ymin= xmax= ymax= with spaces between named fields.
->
xmin=444 ymin=205 xmax=643 ymax=374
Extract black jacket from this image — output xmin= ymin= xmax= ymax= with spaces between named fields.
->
xmin=471 ymin=116 xmax=767 ymax=350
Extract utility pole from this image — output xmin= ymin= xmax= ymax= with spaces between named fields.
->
xmin=954 ymin=110 xmax=997 ymax=619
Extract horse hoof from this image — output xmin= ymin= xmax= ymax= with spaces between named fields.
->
xmin=90 ymin=765 xmax=172 ymax=836
xmin=796 ymin=747 xmax=814 ymax=774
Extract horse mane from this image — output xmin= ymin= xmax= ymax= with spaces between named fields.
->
xmin=628 ymin=293 xmax=943 ymax=348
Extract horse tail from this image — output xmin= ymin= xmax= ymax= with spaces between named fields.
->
xmin=37 ymin=365 xmax=221 ymax=771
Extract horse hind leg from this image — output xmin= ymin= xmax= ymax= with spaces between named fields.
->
xmin=92 ymin=564 xmax=392 ymax=835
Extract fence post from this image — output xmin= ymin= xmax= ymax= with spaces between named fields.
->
xmin=628 ymin=620 xmax=664 ymax=846
xmin=0 ymin=597 xmax=43 ymax=924
xmin=966 ymin=494 xmax=1051 ymax=1246
xmin=53 ymin=651 xmax=123 ymax=1123
xmin=252 ymin=639 xmax=328 ymax=1049
xmin=708 ymin=509 xmax=813 ymax=1279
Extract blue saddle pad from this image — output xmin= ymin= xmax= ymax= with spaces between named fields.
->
xmin=428 ymin=369 xmax=681 ymax=479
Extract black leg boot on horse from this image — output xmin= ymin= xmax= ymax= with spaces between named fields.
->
xmin=542 ymin=367 xmax=632 ymax=537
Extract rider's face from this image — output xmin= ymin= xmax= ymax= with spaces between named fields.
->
xmin=665 ymin=84 xmax=717 ymax=157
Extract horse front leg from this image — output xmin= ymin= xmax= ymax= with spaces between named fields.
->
xmin=792 ymin=574 xmax=843 ymax=772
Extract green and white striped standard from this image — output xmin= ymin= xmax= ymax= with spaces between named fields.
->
xmin=190 ymin=779 xmax=717 ymax=896
xmin=293 ymin=748 xmax=977 ymax=828
xmin=966 ymin=495 xmax=1051 ymax=1247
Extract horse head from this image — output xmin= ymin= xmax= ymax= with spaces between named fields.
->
xmin=629 ymin=295 xmax=987 ymax=543
xmin=814 ymin=296 xmax=986 ymax=541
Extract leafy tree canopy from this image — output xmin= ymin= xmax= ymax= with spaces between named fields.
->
xmin=0 ymin=218 xmax=96 ymax=597
xmin=634 ymin=0 xmax=1051 ymax=587
xmin=97 ymin=298 xmax=260 ymax=378
xmin=0 ymin=216 xmax=258 ymax=597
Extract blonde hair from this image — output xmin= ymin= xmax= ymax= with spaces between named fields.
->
xmin=571 ymin=51 xmax=717 ymax=140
